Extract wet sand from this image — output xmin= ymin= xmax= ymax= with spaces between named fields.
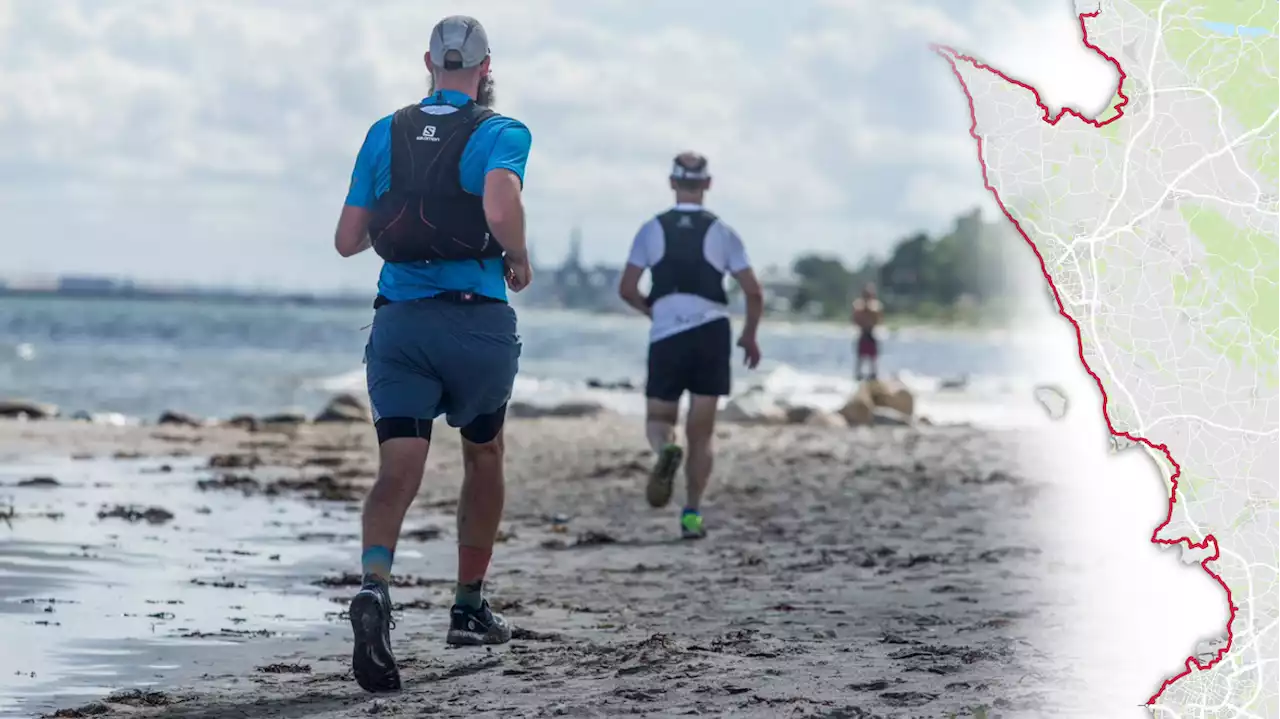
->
xmin=2 ymin=415 xmax=1068 ymax=718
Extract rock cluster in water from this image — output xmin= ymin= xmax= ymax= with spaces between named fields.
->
xmin=2 ymin=381 xmax=922 ymax=432
xmin=720 ymin=379 xmax=919 ymax=428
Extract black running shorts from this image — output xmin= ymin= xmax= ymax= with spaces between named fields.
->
xmin=645 ymin=318 xmax=732 ymax=401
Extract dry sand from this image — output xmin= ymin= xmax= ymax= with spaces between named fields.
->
xmin=2 ymin=415 xmax=1070 ymax=719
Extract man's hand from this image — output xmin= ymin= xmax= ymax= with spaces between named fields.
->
xmin=504 ymin=251 xmax=533 ymax=292
xmin=737 ymin=334 xmax=761 ymax=369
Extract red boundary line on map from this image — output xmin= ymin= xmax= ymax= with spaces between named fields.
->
xmin=932 ymin=9 xmax=1238 ymax=707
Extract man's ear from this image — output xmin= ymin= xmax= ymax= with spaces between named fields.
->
xmin=424 ymin=51 xmax=435 ymax=72
xmin=479 ymin=55 xmax=492 ymax=76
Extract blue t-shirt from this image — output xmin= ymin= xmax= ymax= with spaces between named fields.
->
xmin=345 ymin=90 xmax=532 ymax=302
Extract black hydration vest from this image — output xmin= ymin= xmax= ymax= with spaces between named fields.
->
xmin=646 ymin=208 xmax=729 ymax=306
xmin=368 ymin=99 xmax=503 ymax=264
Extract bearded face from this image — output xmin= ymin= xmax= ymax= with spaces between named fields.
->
xmin=427 ymin=71 xmax=496 ymax=108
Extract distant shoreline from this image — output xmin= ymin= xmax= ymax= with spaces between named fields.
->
xmin=0 ymin=287 xmax=373 ymax=309
xmin=0 ymin=289 xmax=1009 ymax=331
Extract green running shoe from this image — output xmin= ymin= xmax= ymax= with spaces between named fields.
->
xmin=646 ymin=443 xmax=683 ymax=508
xmin=680 ymin=509 xmax=706 ymax=540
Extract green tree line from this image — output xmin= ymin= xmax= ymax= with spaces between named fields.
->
xmin=782 ymin=208 xmax=1018 ymax=325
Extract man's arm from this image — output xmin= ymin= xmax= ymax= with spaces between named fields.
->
xmin=618 ymin=220 xmax=658 ymax=317
xmin=482 ymin=169 xmax=527 ymax=260
xmin=335 ymin=207 xmax=372 ymax=257
xmin=618 ymin=264 xmax=650 ymax=317
xmin=482 ymin=124 xmax=533 ymax=260
xmin=334 ymin=118 xmax=391 ymax=257
xmin=732 ymin=267 xmax=764 ymax=339
xmin=720 ymin=224 xmax=763 ymax=338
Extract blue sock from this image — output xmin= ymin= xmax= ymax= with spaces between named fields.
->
xmin=361 ymin=545 xmax=394 ymax=584
xmin=682 ymin=507 xmax=700 ymax=516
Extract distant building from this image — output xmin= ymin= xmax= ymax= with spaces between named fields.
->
xmin=58 ymin=275 xmax=123 ymax=294
xmin=524 ymin=227 xmax=630 ymax=314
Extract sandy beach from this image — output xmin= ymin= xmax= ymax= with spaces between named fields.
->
xmin=2 ymin=412 xmax=1070 ymax=719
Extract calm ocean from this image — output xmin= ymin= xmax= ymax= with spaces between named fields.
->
xmin=0 ymin=296 xmax=1044 ymax=427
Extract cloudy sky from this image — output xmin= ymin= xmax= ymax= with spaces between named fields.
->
xmin=0 ymin=0 xmax=1117 ymax=292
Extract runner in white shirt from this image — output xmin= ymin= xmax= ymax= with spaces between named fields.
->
xmin=617 ymin=152 xmax=764 ymax=539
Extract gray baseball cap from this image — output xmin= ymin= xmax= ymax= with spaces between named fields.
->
xmin=429 ymin=15 xmax=490 ymax=70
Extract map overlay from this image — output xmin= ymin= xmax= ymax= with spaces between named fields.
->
xmin=937 ymin=0 xmax=1278 ymax=714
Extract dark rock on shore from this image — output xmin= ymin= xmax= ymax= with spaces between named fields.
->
xmin=197 ymin=474 xmax=261 ymax=494
xmin=198 ymin=471 xmax=359 ymax=501
xmin=782 ymin=406 xmax=849 ymax=426
xmin=96 ymin=505 xmax=175 ymax=525
xmin=18 ymin=476 xmax=60 ymax=488
xmin=51 ymin=702 xmax=111 ymax=717
xmin=404 ymin=526 xmax=445 ymax=541
xmin=266 ymin=475 xmax=361 ymax=502
xmin=260 ymin=411 xmax=308 ymax=425
xmin=0 ymin=398 xmax=57 ymax=420
xmin=784 ymin=405 xmax=818 ymax=424
xmin=314 ymin=393 xmax=371 ymax=423
xmin=226 ymin=414 xmax=261 ymax=431
xmin=158 ymin=410 xmax=203 ymax=427
xmin=586 ymin=378 xmax=637 ymax=391
xmin=313 ymin=572 xmax=448 ymax=589
xmin=256 ymin=663 xmax=311 ymax=674
xmin=209 ymin=453 xmax=262 ymax=469
xmin=102 ymin=689 xmax=174 ymax=707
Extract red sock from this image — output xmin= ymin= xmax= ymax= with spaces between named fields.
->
xmin=458 ymin=545 xmax=493 ymax=585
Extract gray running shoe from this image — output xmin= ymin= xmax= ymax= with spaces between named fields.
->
xmin=446 ymin=600 xmax=513 ymax=646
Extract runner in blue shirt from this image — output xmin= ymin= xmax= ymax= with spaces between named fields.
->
xmin=331 ymin=15 xmax=533 ymax=693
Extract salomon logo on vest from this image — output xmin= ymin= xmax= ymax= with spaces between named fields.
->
xmin=417 ymin=125 xmax=440 ymax=142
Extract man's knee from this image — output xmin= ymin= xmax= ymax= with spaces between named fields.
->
xmin=462 ymin=431 xmax=505 ymax=481
xmin=462 ymin=431 xmax=504 ymax=458
xmin=684 ymin=396 xmax=718 ymax=441
xmin=373 ymin=435 xmax=429 ymax=495
xmin=685 ymin=428 xmax=714 ymax=455
xmin=460 ymin=404 xmax=507 ymax=446
xmin=460 ymin=405 xmax=507 ymax=474
xmin=646 ymin=398 xmax=680 ymax=425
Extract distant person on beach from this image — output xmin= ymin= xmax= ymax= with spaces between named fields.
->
xmin=851 ymin=283 xmax=883 ymax=381
xmin=617 ymin=152 xmax=764 ymax=540
xmin=332 ymin=15 xmax=532 ymax=693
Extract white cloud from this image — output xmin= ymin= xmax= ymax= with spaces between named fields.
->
xmin=900 ymin=171 xmax=998 ymax=219
xmin=0 ymin=0 xmax=1055 ymax=290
